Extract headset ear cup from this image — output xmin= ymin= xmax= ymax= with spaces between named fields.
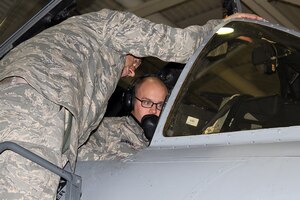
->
xmin=122 ymin=88 xmax=134 ymax=112
xmin=131 ymin=88 xmax=135 ymax=110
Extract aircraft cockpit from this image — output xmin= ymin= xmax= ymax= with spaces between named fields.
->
xmin=165 ymin=20 xmax=300 ymax=137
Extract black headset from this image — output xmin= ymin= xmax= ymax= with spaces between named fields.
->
xmin=122 ymin=74 xmax=154 ymax=112
xmin=122 ymin=65 xmax=182 ymax=112
xmin=122 ymin=85 xmax=135 ymax=112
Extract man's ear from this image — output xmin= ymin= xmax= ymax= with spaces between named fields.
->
xmin=128 ymin=67 xmax=135 ymax=77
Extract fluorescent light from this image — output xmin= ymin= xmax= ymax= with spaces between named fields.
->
xmin=216 ymin=27 xmax=234 ymax=35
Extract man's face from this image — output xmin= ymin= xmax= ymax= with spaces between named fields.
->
xmin=131 ymin=78 xmax=168 ymax=123
xmin=121 ymin=54 xmax=142 ymax=77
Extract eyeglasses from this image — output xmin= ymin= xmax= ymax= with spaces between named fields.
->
xmin=135 ymin=96 xmax=164 ymax=111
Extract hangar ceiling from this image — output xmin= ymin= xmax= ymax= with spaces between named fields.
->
xmin=76 ymin=0 xmax=300 ymax=31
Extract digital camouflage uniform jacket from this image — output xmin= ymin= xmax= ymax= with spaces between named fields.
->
xmin=77 ymin=115 xmax=147 ymax=160
xmin=0 ymin=9 xmax=221 ymax=167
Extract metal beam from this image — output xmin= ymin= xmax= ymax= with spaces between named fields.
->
xmin=242 ymin=0 xmax=298 ymax=30
xmin=257 ymin=0 xmax=298 ymax=30
xmin=117 ymin=0 xmax=177 ymax=26
xmin=177 ymin=7 xmax=223 ymax=27
xmin=129 ymin=0 xmax=188 ymax=17
xmin=280 ymin=0 xmax=300 ymax=7
xmin=242 ymin=0 xmax=278 ymax=23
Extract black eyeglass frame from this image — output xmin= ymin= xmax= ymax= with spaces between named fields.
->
xmin=134 ymin=96 xmax=164 ymax=110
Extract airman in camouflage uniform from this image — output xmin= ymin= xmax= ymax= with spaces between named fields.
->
xmin=78 ymin=76 xmax=168 ymax=161
xmin=0 ymin=7 xmax=262 ymax=199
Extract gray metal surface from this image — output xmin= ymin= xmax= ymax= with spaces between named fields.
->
xmin=75 ymin=141 xmax=300 ymax=200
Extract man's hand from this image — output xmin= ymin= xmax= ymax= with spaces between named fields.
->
xmin=225 ymin=13 xmax=265 ymax=21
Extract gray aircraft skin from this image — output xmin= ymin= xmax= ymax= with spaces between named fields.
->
xmin=74 ymin=18 xmax=300 ymax=200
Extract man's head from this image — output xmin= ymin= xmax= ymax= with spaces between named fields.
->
xmin=131 ymin=76 xmax=168 ymax=123
xmin=121 ymin=54 xmax=142 ymax=77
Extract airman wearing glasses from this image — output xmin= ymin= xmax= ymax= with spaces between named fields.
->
xmin=78 ymin=76 xmax=168 ymax=161
xmin=131 ymin=76 xmax=168 ymax=123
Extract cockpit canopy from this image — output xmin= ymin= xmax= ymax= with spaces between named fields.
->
xmin=165 ymin=21 xmax=300 ymax=137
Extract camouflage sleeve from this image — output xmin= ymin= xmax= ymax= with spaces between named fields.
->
xmin=101 ymin=9 xmax=223 ymax=63
xmin=77 ymin=116 xmax=148 ymax=161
